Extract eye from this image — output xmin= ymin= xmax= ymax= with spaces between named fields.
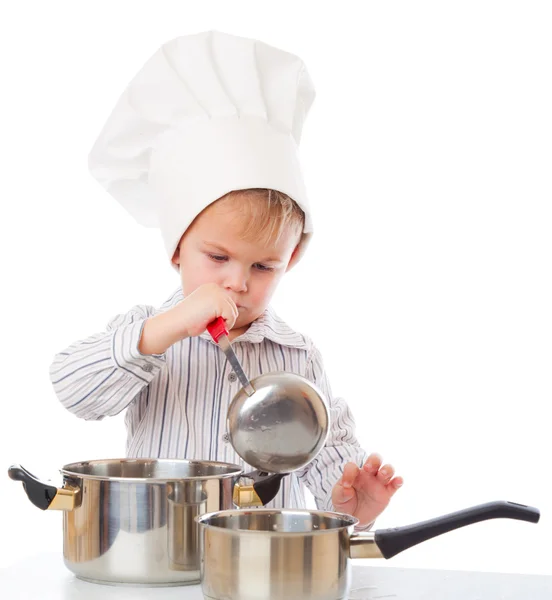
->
xmin=254 ymin=263 xmax=274 ymax=272
xmin=208 ymin=253 xmax=228 ymax=262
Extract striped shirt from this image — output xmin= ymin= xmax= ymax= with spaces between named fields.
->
xmin=49 ymin=286 xmax=368 ymax=515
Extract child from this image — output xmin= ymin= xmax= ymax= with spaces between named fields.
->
xmin=50 ymin=31 xmax=403 ymax=529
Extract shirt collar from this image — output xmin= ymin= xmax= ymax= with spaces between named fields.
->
xmin=159 ymin=287 xmax=309 ymax=350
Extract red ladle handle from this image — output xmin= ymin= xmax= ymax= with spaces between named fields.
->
xmin=207 ymin=317 xmax=228 ymax=344
xmin=207 ymin=316 xmax=256 ymax=397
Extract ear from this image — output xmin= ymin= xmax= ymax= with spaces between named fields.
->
xmin=171 ymin=245 xmax=181 ymax=268
xmin=285 ymin=244 xmax=300 ymax=272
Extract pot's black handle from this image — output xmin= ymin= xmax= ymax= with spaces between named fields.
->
xmin=375 ymin=501 xmax=540 ymax=559
xmin=234 ymin=470 xmax=286 ymax=507
xmin=249 ymin=471 xmax=285 ymax=505
xmin=8 ymin=465 xmax=58 ymax=510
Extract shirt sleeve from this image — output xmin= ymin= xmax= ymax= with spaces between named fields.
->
xmin=296 ymin=343 xmax=373 ymax=530
xmin=49 ymin=305 xmax=166 ymax=421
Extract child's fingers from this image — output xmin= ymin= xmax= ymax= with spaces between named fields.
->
xmin=332 ymin=481 xmax=355 ymax=505
xmin=223 ymin=297 xmax=239 ymax=327
xmin=332 ymin=463 xmax=360 ymax=506
xmin=377 ymin=463 xmax=395 ymax=484
xmin=388 ymin=476 xmax=404 ymax=494
xmin=341 ymin=462 xmax=360 ymax=488
xmin=362 ymin=453 xmax=383 ymax=474
xmin=332 ymin=471 xmax=357 ymax=505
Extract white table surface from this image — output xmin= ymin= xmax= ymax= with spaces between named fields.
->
xmin=1 ymin=552 xmax=552 ymax=599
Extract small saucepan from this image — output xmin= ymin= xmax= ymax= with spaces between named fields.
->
xmin=197 ymin=501 xmax=540 ymax=600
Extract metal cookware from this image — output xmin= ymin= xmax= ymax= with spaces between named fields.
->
xmin=8 ymin=458 xmax=287 ymax=586
xmin=197 ymin=501 xmax=540 ymax=600
xmin=8 ymin=320 xmax=331 ymax=586
xmin=208 ymin=317 xmax=330 ymax=474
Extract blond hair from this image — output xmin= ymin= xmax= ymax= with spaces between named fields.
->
xmin=215 ymin=188 xmax=305 ymax=246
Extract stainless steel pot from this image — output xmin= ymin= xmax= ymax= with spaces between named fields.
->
xmin=8 ymin=458 xmax=285 ymax=586
xmin=197 ymin=502 xmax=540 ymax=600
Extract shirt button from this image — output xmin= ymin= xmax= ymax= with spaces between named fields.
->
xmin=142 ymin=363 xmax=153 ymax=373
xmin=228 ymin=372 xmax=238 ymax=383
xmin=222 ymin=433 xmax=230 ymax=443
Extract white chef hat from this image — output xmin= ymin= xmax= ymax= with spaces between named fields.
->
xmin=88 ymin=30 xmax=316 ymax=271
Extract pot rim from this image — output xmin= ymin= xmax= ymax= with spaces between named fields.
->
xmin=196 ymin=508 xmax=359 ymax=535
xmin=59 ymin=458 xmax=244 ymax=482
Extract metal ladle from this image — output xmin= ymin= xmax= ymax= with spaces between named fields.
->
xmin=207 ymin=317 xmax=330 ymax=475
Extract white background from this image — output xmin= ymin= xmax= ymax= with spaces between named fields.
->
xmin=1 ymin=0 xmax=551 ymax=580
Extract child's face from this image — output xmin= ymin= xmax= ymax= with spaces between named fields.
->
xmin=172 ymin=197 xmax=301 ymax=331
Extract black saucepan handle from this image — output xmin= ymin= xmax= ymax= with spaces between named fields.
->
xmin=8 ymin=464 xmax=58 ymax=510
xmin=374 ymin=501 xmax=540 ymax=559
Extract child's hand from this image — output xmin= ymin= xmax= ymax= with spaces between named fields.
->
xmin=139 ymin=284 xmax=238 ymax=355
xmin=331 ymin=453 xmax=403 ymax=527
xmin=175 ymin=283 xmax=239 ymax=338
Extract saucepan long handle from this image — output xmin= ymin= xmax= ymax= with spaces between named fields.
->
xmin=350 ymin=500 xmax=540 ymax=559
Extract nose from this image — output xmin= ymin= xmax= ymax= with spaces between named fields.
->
xmin=223 ymin=265 xmax=248 ymax=293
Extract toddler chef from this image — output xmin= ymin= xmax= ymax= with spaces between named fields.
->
xmin=50 ymin=31 xmax=403 ymax=528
